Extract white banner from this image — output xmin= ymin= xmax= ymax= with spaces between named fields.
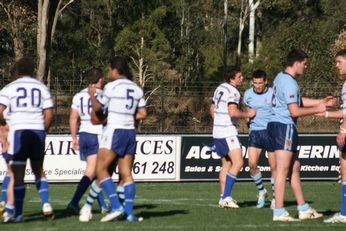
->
xmin=0 ymin=135 xmax=179 ymax=182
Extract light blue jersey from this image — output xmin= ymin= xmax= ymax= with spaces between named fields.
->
xmin=243 ymin=87 xmax=273 ymax=130
xmin=270 ymin=72 xmax=300 ymax=124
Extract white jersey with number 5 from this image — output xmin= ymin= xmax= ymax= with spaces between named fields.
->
xmin=71 ymin=88 xmax=103 ymax=135
xmin=0 ymin=76 xmax=53 ymax=131
xmin=212 ymin=82 xmax=240 ymax=138
xmin=97 ymin=78 xmax=146 ymax=129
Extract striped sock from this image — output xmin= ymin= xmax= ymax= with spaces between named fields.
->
xmin=85 ymin=181 xmax=101 ymax=209
xmin=251 ymin=172 xmax=265 ymax=193
xmin=271 ymin=177 xmax=275 ymax=199
xmin=222 ymin=172 xmax=236 ymax=199
xmin=117 ymin=185 xmax=125 ymax=206
xmin=36 ymin=178 xmax=49 ymax=204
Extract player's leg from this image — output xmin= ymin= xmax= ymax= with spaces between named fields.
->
xmin=10 ymin=162 xmax=26 ymax=222
xmin=0 ymin=162 xmax=11 ymax=214
xmin=219 ymin=157 xmax=231 ymax=200
xmin=118 ymin=155 xmax=138 ymax=221
xmin=289 ymin=154 xmax=322 ymax=220
xmin=267 ymin=151 xmax=276 ymax=209
xmin=324 ymin=151 xmax=346 ymax=223
xmin=248 ymin=146 xmax=267 ymax=208
xmin=2 ymin=164 xmax=15 ymax=222
xmin=97 ymin=148 xmax=123 ymax=222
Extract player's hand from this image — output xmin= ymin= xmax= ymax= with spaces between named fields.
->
xmin=336 ymin=132 xmax=346 ymax=147
xmin=247 ymin=108 xmax=256 ymax=118
xmin=323 ymin=96 xmax=337 ymax=107
xmin=72 ymin=138 xmax=79 ymax=151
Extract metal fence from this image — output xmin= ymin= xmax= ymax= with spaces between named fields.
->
xmin=47 ymin=78 xmax=342 ymax=134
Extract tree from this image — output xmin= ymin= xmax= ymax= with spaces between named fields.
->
xmin=248 ymin=0 xmax=260 ymax=63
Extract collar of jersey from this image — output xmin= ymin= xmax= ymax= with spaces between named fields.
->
xmin=282 ymin=71 xmax=296 ymax=79
xmin=252 ymin=86 xmax=269 ymax=95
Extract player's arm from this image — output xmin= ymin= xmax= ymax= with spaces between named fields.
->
xmin=88 ymin=85 xmax=103 ymax=113
xmin=135 ymin=108 xmax=147 ymax=120
xmin=90 ymin=108 xmax=107 ymax=125
xmin=302 ymin=96 xmax=337 ymax=107
xmin=228 ymin=103 xmax=256 ymax=118
xmin=288 ymin=102 xmax=325 ymax=117
xmin=337 ymin=117 xmax=346 ymax=147
xmin=0 ymin=105 xmax=6 ymax=126
xmin=210 ymin=103 xmax=215 ymax=120
xmin=69 ymin=108 xmax=79 ymax=150
xmin=43 ymin=108 xmax=53 ymax=131
xmin=0 ymin=124 xmax=9 ymax=153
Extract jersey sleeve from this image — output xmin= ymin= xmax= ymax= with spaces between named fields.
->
xmin=137 ymin=88 xmax=146 ymax=109
xmin=71 ymin=94 xmax=79 ymax=110
xmin=42 ymin=88 xmax=54 ymax=110
xmin=243 ymin=90 xmax=250 ymax=107
xmin=227 ymin=90 xmax=240 ymax=105
xmin=98 ymin=84 xmax=110 ymax=106
xmin=282 ymin=80 xmax=299 ymax=105
xmin=0 ymin=88 xmax=10 ymax=108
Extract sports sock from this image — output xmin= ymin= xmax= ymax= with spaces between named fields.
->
xmin=124 ymin=182 xmax=135 ymax=216
xmin=69 ymin=175 xmax=91 ymax=207
xmin=1 ymin=175 xmax=10 ymax=202
xmin=4 ymin=204 xmax=14 ymax=216
xmin=251 ymin=172 xmax=265 ymax=192
xmin=273 ymin=207 xmax=286 ymax=217
xmin=297 ymin=203 xmax=309 ymax=212
xmin=271 ymin=177 xmax=275 ymax=199
xmin=222 ymin=172 xmax=236 ymax=199
xmin=341 ymin=181 xmax=346 ymax=216
xmin=85 ymin=180 xmax=101 ymax=209
xmin=35 ymin=177 xmax=49 ymax=204
xmin=100 ymin=177 xmax=122 ymax=212
xmin=14 ymin=184 xmax=26 ymax=217
xmin=117 ymin=185 xmax=125 ymax=206
xmin=97 ymin=191 xmax=107 ymax=210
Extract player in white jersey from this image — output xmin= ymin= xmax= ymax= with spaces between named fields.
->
xmin=243 ymin=69 xmax=276 ymax=209
xmin=210 ymin=66 xmax=256 ymax=208
xmin=0 ymin=57 xmax=54 ymax=222
xmin=267 ymin=49 xmax=335 ymax=222
xmin=321 ymin=49 xmax=346 ymax=223
xmin=86 ymin=56 xmax=147 ymax=222
xmin=67 ymin=68 xmax=108 ymax=214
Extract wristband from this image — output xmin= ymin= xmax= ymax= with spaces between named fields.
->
xmin=340 ymin=127 xmax=346 ymax=134
xmin=325 ymin=111 xmax=329 ymax=118
xmin=343 ymin=109 xmax=346 ymax=118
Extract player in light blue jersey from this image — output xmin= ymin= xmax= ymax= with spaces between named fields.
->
xmin=0 ymin=57 xmax=54 ymax=222
xmin=243 ymin=69 xmax=276 ymax=209
xmin=268 ymin=49 xmax=335 ymax=222
xmin=67 ymin=68 xmax=108 ymax=215
xmin=210 ymin=66 xmax=256 ymax=208
xmin=322 ymin=49 xmax=346 ymax=223
xmin=86 ymin=56 xmax=147 ymax=222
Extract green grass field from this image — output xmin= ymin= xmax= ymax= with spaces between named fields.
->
xmin=0 ymin=181 xmax=345 ymax=230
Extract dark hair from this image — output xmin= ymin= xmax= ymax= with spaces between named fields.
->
xmin=286 ymin=49 xmax=308 ymax=67
xmin=252 ymin=69 xmax=267 ymax=80
xmin=14 ymin=56 xmax=35 ymax=77
xmin=336 ymin=49 xmax=346 ymax=58
xmin=86 ymin=67 xmax=103 ymax=84
xmin=224 ymin=66 xmax=241 ymax=82
xmin=109 ymin=56 xmax=133 ymax=80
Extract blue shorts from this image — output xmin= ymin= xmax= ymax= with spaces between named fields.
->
xmin=100 ymin=128 xmax=136 ymax=157
xmin=267 ymin=122 xmax=298 ymax=152
xmin=9 ymin=129 xmax=46 ymax=161
xmin=248 ymin=130 xmax=274 ymax=152
xmin=213 ymin=136 xmax=241 ymax=157
xmin=79 ymin=132 xmax=99 ymax=161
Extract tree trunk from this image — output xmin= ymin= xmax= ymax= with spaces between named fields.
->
xmin=248 ymin=0 xmax=260 ymax=64
xmin=37 ymin=0 xmax=50 ymax=82
xmin=236 ymin=0 xmax=248 ymax=67
xmin=223 ymin=0 xmax=228 ymax=70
